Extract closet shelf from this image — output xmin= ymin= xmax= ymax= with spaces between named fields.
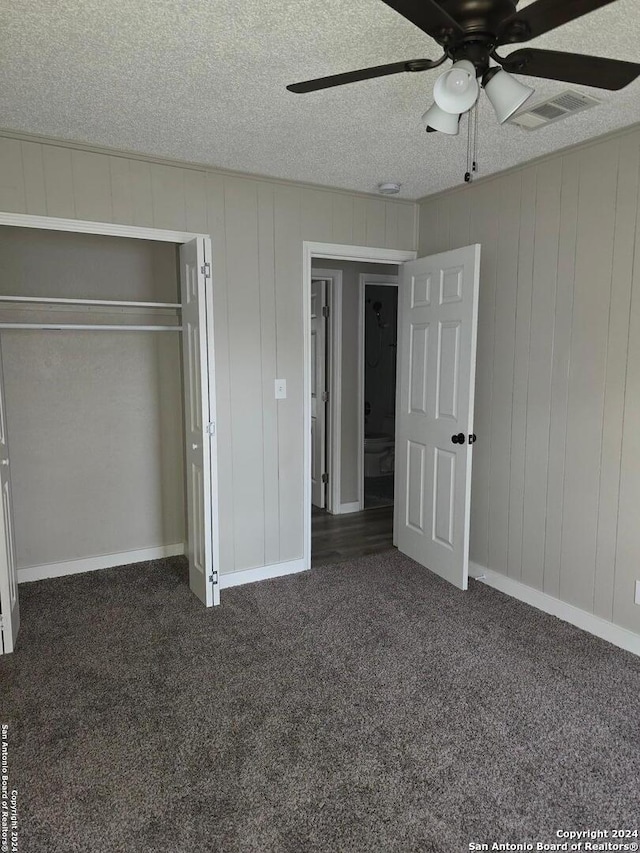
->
xmin=0 ymin=295 xmax=181 ymax=309
xmin=0 ymin=323 xmax=181 ymax=332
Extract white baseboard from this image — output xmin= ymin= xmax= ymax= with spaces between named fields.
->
xmin=470 ymin=562 xmax=640 ymax=657
xmin=220 ymin=558 xmax=308 ymax=590
xmin=18 ymin=543 xmax=185 ymax=583
xmin=339 ymin=502 xmax=361 ymax=515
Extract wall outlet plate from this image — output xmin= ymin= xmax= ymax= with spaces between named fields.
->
xmin=275 ymin=379 xmax=287 ymax=400
xmin=635 ymin=580 xmax=640 ymax=606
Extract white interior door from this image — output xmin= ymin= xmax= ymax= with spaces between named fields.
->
xmin=396 ymin=245 xmax=481 ymax=590
xmin=311 ymin=279 xmax=327 ymax=509
xmin=0 ymin=338 xmax=19 ymax=653
xmin=180 ymin=237 xmax=219 ymax=606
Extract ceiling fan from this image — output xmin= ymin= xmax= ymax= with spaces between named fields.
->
xmin=286 ymin=0 xmax=640 ymax=134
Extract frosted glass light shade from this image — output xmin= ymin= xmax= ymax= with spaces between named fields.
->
xmin=484 ymin=69 xmax=534 ymax=123
xmin=434 ymin=60 xmax=479 ymax=114
xmin=422 ymin=103 xmax=460 ymax=135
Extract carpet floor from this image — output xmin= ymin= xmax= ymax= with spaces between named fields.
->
xmin=1 ymin=551 xmax=639 ymax=853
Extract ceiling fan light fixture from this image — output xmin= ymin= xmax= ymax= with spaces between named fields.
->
xmin=434 ymin=60 xmax=479 ymax=114
xmin=422 ymin=103 xmax=460 ymax=136
xmin=483 ymin=68 xmax=534 ymax=123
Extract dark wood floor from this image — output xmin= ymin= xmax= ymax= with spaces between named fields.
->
xmin=311 ymin=505 xmax=394 ymax=568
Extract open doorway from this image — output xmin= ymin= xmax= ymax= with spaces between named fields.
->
xmin=304 ymin=240 xmax=482 ymax=593
xmin=309 ymin=257 xmax=402 ymax=567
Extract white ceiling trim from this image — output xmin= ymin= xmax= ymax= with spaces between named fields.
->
xmin=0 ymin=127 xmax=417 ymax=205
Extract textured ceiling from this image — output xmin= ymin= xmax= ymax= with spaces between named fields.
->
xmin=1 ymin=0 xmax=639 ymax=199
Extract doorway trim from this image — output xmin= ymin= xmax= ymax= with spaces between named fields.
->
xmin=358 ymin=273 xmax=399 ymax=511
xmin=311 ymin=267 xmax=343 ymax=515
xmin=0 ymin=211 xmax=207 ymax=244
xmin=303 ymin=242 xmax=416 ymax=569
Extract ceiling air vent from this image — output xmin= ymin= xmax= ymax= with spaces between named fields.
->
xmin=508 ymin=89 xmax=601 ymax=130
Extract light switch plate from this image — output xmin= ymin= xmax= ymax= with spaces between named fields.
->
xmin=635 ymin=580 xmax=640 ymax=606
xmin=275 ymin=379 xmax=287 ymax=400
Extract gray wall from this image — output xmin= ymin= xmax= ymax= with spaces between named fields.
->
xmin=0 ymin=133 xmax=418 ymax=575
xmin=418 ymin=127 xmax=640 ymax=635
xmin=0 ymin=227 xmax=184 ymax=569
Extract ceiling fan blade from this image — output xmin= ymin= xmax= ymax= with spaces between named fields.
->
xmin=498 ymin=0 xmax=620 ymax=44
xmin=286 ymin=57 xmax=444 ymax=93
xmin=380 ymin=0 xmax=464 ymax=41
xmin=501 ymin=48 xmax=640 ymax=90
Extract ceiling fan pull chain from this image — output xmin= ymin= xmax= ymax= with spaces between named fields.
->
xmin=473 ymin=99 xmax=479 ymax=177
xmin=464 ymin=101 xmax=480 ymax=184
xmin=464 ymin=111 xmax=472 ymax=183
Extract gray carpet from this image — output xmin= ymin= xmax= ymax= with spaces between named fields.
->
xmin=1 ymin=551 xmax=639 ymax=853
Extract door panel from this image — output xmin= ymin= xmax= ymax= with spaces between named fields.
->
xmin=396 ymin=245 xmax=481 ymax=590
xmin=311 ymin=279 xmax=327 ymax=509
xmin=0 ymin=339 xmax=19 ymax=654
xmin=437 ymin=321 xmax=461 ymax=419
xmin=409 ymin=323 xmax=429 ymax=414
xmin=433 ymin=447 xmax=456 ymax=548
xmin=180 ymin=238 xmax=219 ymax=606
xmin=406 ymin=440 xmax=426 ymax=532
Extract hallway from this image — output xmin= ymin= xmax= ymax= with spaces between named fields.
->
xmin=311 ymin=506 xmax=394 ymax=568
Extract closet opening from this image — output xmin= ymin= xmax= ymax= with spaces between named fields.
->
xmin=0 ymin=215 xmax=220 ymax=655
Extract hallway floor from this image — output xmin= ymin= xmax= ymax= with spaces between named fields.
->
xmin=311 ymin=505 xmax=394 ymax=568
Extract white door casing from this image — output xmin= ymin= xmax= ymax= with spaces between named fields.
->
xmin=396 ymin=245 xmax=481 ymax=591
xmin=312 ymin=268 xmax=343 ymax=515
xmin=0 ymin=338 xmax=19 ymax=653
xmin=180 ymin=237 xmax=219 ymax=606
xmin=311 ymin=279 xmax=328 ymax=509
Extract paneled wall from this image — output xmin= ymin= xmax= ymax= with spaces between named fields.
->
xmin=0 ymin=133 xmax=418 ymax=576
xmin=418 ymin=128 xmax=640 ymax=634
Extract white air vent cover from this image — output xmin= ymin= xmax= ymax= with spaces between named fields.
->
xmin=508 ymin=89 xmax=601 ymax=130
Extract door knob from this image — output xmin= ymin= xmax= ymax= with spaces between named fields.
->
xmin=0 ymin=459 xmax=8 ymax=466
xmin=469 ymin=434 xmax=477 ymax=444
xmin=192 ymin=443 xmax=199 ymax=451
xmin=451 ymin=433 xmax=465 ymax=444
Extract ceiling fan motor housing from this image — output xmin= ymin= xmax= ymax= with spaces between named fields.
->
xmin=437 ymin=0 xmax=518 ymax=40
xmin=437 ymin=1 xmax=522 ymax=75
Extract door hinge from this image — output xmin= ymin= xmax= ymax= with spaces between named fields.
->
xmin=209 ymin=570 xmax=218 ymax=585
xmin=321 ymin=390 xmax=329 ymax=402
xmin=206 ymin=422 xmax=216 ymax=436
xmin=322 ymin=305 xmax=330 ymax=318
xmin=201 ymin=262 xmax=211 ymax=279
xmin=0 ymin=616 xmax=3 ymax=631
xmin=321 ymin=472 xmax=329 ymax=484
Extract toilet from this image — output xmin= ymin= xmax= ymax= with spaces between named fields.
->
xmin=364 ymin=433 xmax=395 ymax=478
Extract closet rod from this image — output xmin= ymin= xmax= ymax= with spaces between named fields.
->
xmin=0 ymin=323 xmax=182 ymax=332
xmin=0 ymin=295 xmax=181 ymax=309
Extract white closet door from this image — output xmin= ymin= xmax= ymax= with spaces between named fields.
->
xmin=180 ymin=237 xmax=219 ymax=606
xmin=0 ymin=339 xmax=19 ymax=653
xmin=396 ymin=245 xmax=481 ymax=591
